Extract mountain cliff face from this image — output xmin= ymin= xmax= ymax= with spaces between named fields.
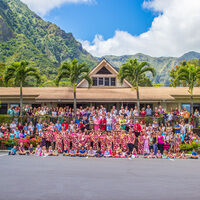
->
xmin=100 ymin=51 xmax=200 ymax=85
xmin=0 ymin=0 xmax=97 ymax=77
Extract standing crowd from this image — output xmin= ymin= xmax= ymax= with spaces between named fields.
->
xmin=1 ymin=104 xmax=200 ymax=159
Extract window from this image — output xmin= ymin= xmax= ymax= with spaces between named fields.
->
xmin=93 ymin=77 xmax=97 ymax=86
xmin=99 ymin=78 xmax=104 ymax=85
xmin=111 ymin=78 xmax=116 ymax=86
xmin=105 ymin=78 xmax=109 ymax=86
xmin=92 ymin=77 xmax=116 ymax=87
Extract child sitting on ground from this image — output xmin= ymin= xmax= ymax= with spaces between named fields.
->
xmin=191 ymin=149 xmax=198 ymax=159
xmin=126 ymin=149 xmax=132 ymax=158
xmin=148 ymin=149 xmax=155 ymax=159
xmin=104 ymin=147 xmax=112 ymax=158
xmin=112 ymin=149 xmax=116 ymax=157
xmin=181 ymin=150 xmax=187 ymax=159
xmin=95 ymin=147 xmax=103 ymax=157
xmin=8 ymin=146 xmax=17 ymax=155
xmin=132 ymin=148 xmax=138 ymax=158
xmin=48 ymin=146 xmax=58 ymax=156
xmin=18 ymin=143 xmax=26 ymax=155
xmin=168 ymin=150 xmax=175 ymax=159
xmin=79 ymin=146 xmax=87 ymax=157
xmin=115 ymin=148 xmax=122 ymax=158
xmin=63 ymin=148 xmax=69 ymax=156
xmin=175 ymin=150 xmax=182 ymax=159
xmin=27 ymin=144 xmax=35 ymax=155
xmin=87 ymin=147 xmax=95 ymax=157
xmin=41 ymin=146 xmax=48 ymax=157
xmin=162 ymin=150 xmax=169 ymax=159
xmin=143 ymin=150 xmax=148 ymax=158
xmin=156 ymin=150 xmax=162 ymax=159
xmin=121 ymin=149 xmax=126 ymax=158
xmin=54 ymin=148 xmax=59 ymax=156
xmin=69 ymin=148 xmax=76 ymax=157
xmin=35 ymin=145 xmax=42 ymax=156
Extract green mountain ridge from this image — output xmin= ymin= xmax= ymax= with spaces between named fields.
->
xmin=0 ymin=0 xmax=200 ymax=85
xmin=0 ymin=0 xmax=97 ymax=80
xmin=99 ymin=51 xmax=200 ymax=85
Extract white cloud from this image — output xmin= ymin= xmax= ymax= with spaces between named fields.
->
xmin=21 ymin=0 xmax=94 ymax=16
xmin=81 ymin=0 xmax=200 ymax=57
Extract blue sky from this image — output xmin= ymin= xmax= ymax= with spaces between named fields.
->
xmin=22 ymin=0 xmax=200 ymax=57
xmin=44 ymin=0 xmax=156 ymax=41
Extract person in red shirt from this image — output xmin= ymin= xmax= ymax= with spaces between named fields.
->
xmin=61 ymin=120 xmax=68 ymax=131
xmin=140 ymin=108 xmax=146 ymax=124
xmin=134 ymin=120 xmax=142 ymax=137
xmin=100 ymin=116 xmax=107 ymax=131
xmin=17 ymin=122 xmax=23 ymax=131
xmin=78 ymin=120 xmax=84 ymax=131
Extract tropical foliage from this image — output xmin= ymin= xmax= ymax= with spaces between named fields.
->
xmin=118 ymin=59 xmax=156 ymax=111
xmin=3 ymin=61 xmax=41 ymax=118
xmin=170 ymin=59 xmax=200 ymax=114
xmin=0 ymin=0 xmax=97 ymax=86
xmin=56 ymin=59 xmax=92 ymax=117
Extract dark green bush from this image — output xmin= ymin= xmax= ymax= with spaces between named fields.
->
xmin=180 ymin=142 xmax=200 ymax=152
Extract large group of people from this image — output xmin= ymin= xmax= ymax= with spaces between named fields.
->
xmin=1 ymin=104 xmax=200 ymax=159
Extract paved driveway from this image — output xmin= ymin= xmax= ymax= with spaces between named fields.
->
xmin=0 ymin=155 xmax=200 ymax=200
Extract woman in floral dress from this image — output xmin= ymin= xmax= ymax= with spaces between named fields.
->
xmin=113 ymin=132 xmax=120 ymax=151
xmin=106 ymin=132 xmax=113 ymax=150
xmin=143 ymin=133 xmax=149 ymax=154
xmin=55 ymin=131 xmax=63 ymax=153
xmin=175 ymin=133 xmax=181 ymax=152
xmin=138 ymin=132 xmax=144 ymax=154
xmin=92 ymin=131 xmax=99 ymax=150
xmin=71 ymin=131 xmax=79 ymax=150
xmin=45 ymin=129 xmax=52 ymax=149
xmin=120 ymin=130 xmax=127 ymax=150
xmin=63 ymin=131 xmax=71 ymax=151
xmin=100 ymin=131 xmax=107 ymax=150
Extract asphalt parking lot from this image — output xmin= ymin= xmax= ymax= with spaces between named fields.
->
xmin=0 ymin=154 xmax=200 ymax=200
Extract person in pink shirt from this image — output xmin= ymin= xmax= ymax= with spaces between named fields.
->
xmin=93 ymin=115 xmax=100 ymax=131
xmin=157 ymin=132 xmax=164 ymax=154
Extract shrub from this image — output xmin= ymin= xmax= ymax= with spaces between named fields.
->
xmin=180 ymin=142 xmax=200 ymax=152
xmin=1 ymin=139 xmax=18 ymax=147
xmin=0 ymin=115 xmax=14 ymax=124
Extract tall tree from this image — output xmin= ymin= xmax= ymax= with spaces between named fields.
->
xmin=118 ymin=59 xmax=156 ymax=111
xmin=170 ymin=60 xmax=200 ymax=114
xmin=4 ymin=61 xmax=41 ymax=121
xmin=56 ymin=59 xmax=92 ymax=118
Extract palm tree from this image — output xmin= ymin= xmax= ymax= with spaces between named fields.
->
xmin=118 ymin=59 xmax=156 ymax=111
xmin=4 ymin=61 xmax=41 ymax=121
xmin=56 ymin=59 xmax=92 ymax=118
xmin=171 ymin=61 xmax=200 ymax=114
